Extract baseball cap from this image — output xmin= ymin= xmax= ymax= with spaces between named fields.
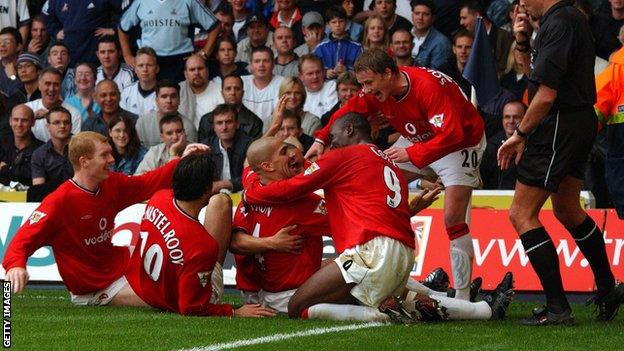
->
xmin=244 ymin=12 xmax=268 ymax=30
xmin=17 ymin=53 xmax=42 ymax=69
xmin=302 ymin=12 xmax=324 ymax=28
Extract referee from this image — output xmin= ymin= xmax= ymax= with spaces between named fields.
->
xmin=498 ymin=0 xmax=624 ymax=325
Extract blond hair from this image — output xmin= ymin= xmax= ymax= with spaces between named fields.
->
xmin=68 ymin=132 xmax=107 ymax=170
xmin=278 ymin=77 xmax=307 ymax=109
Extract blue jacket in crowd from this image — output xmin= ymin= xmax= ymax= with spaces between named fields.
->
xmin=314 ymin=35 xmax=362 ymax=71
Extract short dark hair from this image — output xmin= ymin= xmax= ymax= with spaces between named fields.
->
xmin=97 ymin=35 xmax=121 ymax=52
xmin=452 ymin=29 xmax=473 ymax=45
xmin=354 ymin=48 xmax=398 ymax=74
xmin=282 ymin=109 xmax=302 ymax=129
xmin=45 ymin=106 xmax=71 ymax=124
xmin=212 ymin=103 xmax=238 ymax=121
xmin=326 ymin=5 xmax=348 ymax=21
xmin=221 ymin=73 xmax=243 ymax=89
xmin=159 ymin=114 xmax=183 ymax=133
xmin=411 ymin=0 xmax=436 ymax=14
xmin=0 ymin=27 xmax=22 ymax=45
xmin=136 ymin=46 xmax=157 ymax=60
xmin=74 ymin=61 xmax=97 ymax=78
xmin=336 ymin=71 xmax=360 ymax=90
xmin=461 ymin=0 xmax=485 ymax=15
xmin=39 ymin=66 xmax=63 ymax=80
xmin=156 ymin=79 xmax=180 ymax=95
xmin=173 ymin=154 xmax=214 ymax=201
xmin=216 ymin=35 xmax=238 ymax=54
xmin=335 ymin=112 xmax=371 ymax=137
xmin=250 ymin=45 xmax=274 ymax=60
xmin=49 ymin=41 xmax=70 ymax=54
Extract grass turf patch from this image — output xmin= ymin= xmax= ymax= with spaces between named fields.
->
xmin=7 ymin=289 xmax=624 ymax=350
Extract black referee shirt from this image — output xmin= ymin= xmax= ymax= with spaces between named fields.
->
xmin=528 ymin=0 xmax=596 ymax=112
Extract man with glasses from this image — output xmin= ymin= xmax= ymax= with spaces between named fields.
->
xmin=30 ymin=106 xmax=74 ymax=187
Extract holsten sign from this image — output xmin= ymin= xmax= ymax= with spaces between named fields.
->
xmin=1 ymin=203 xmax=623 ymax=291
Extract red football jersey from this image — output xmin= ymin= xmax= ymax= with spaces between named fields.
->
xmin=315 ymin=66 xmax=484 ymax=168
xmin=244 ymin=144 xmax=415 ymax=253
xmin=2 ymin=160 xmax=179 ymax=295
xmin=233 ymin=185 xmax=328 ymax=293
xmin=125 ymin=190 xmax=233 ymax=316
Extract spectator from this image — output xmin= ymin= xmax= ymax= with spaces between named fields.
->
xmin=120 ymin=47 xmax=158 ymax=118
xmin=391 ymin=29 xmax=415 ymax=67
xmin=135 ymin=114 xmax=186 ymax=174
xmin=325 ymin=0 xmax=364 ymax=42
xmin=30 ymin=106 xmax=74 ymax=186
xmin=371 ymin=0 xmax=413 ymax=35
xmin=204 ymin=104 xmax=252 ymax=193
xmin=118 ymin=0 xmax=220 ymax=82
xmin=269 ymin=0 xmax=304 ymax=45
xmin=0 ymin=27 xmax=23 ymax=97
xmin=0 ymin=0 xmax=29 ymax=46
xmin=0 ymin=105 xmax=43 ymax=186
xmin=321 ymin=71 xmax=361 ymax=126
xmin=459 ymin=0 xmax=513 ymax=75
xmin=273 ymin=27 xmax=300 ymax=77
xmin=299 ymin=54 xmax=338 ymax=119
xmin=25 ymin=67 xmax=81 ymax=142
xmin=278 ymin=108 xmax=315 ymax=153
xmin=593 ymin=0 xmax=624 ymax=60
xmin=241 ymin=46 xmax=284 ymax=132
xmin=314 ymin=6 xmax=362 ymax=79
xmin=411 ymin=0 xmax=452 ymax=70
xmin=362 ymin=14 xmax=389 ymax=52
xmin=294 ymin=11 xmax=325 ymax=56
xmin=26 ymin=15 xmax=50 ymax=64
xmin=179 ymin=55 xmax=224 ymax=129
xmin=6 ymin=53 xmax=42 ymax=111
xmin=235 ymin=12 xmax=275 ymax=66
xmin=480 ymin=100 xmax=525 ymax=189
xmin=198 ymin=74 xmax=263 ymax=141
xmin=135 ymin=80 xmax=197 ymax=148
xmin=95 ymin=35 xmax=135 ymax=92
xmin=278 ymin=77 xmax=321 ymax=135
xmin=46 ymin=42 xmax=75 ymax=98
xmin=83 ymin=79 xmax=135 ymax=136
xmin=43 ymin=0 xmax=121 ymax=66
xmin=107 ymin=115 xmax=146 ymax=175
xmin=432 ymin=0 xmax=463 ymax=39
xmin=500 ymin=44 xmax=528 ymax=101
xmin=440 ymin=30 xmax=473 ymax=98
xmin=230 ymin=0 xmax=251 ymax=42
xmin=207 ymin=36 xmax=250 ymax=81
xmin=65 ymin=62 xmax=101 ymax=123
xmin=194 ymin=5 xmax=235 ymax=50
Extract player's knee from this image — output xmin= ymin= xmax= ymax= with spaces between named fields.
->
xmin=508 ymin=206 xmax=525 ymax=231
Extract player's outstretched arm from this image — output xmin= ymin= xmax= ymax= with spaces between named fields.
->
xmin=409 ymin=187 xmax=442 ymax=215
xmin=5 ymin=267 xmax=29 ymax=294
xmin=234 ymin=304 xmax=277 ymax=317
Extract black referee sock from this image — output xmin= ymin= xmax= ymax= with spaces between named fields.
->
xmin=567 ymin=215 xmax=615 ymax=297
xmin=520 ymin=227 xmax=570 ymax=314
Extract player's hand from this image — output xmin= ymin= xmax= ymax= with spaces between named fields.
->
xmin=305 ymin=141 xmax=325 ymax=161
xmin=497 ymin=133 xmax=525 ymax=170
xmin=94 ymin=27 xmax=115 ymax=37
xmin=269 ymin=224 xmax=304 ymax=254
xmin=234 ymin=304 xmax=277 ymax=317
xmin=409 ymin=187 xmax=442 ymax=215
xmin=5 ymin=267 xmax=29 ymax=294
xmin=383 ymin=147 xmax=409 ymax=163
xmin=180 ymin=143 xmax=210 ymax=158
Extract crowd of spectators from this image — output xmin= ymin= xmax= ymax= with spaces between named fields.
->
xmin=0 ymin=0 xmax=621 ymax=208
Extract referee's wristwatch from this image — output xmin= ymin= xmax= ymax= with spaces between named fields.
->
xmin=515 ymin=124 xmax=529 ymax=139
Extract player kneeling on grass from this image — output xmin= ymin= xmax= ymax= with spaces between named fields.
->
xmin=123 ymin=154 xmax=275 ymax=317
xmin=244 ymin=114 xmax=514 ymax=323
xmin=2 ymin=131 xmax=208 ymax=305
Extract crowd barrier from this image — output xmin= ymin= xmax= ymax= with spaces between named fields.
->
xmin=1 ymin=191 xmax=619 ymax=292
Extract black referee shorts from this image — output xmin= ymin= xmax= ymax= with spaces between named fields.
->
xmin=517 ymin=108 xmax=597 ymax=193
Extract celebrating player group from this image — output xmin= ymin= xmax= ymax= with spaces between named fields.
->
xmin=3 ymin=46 xmax=622 ymax=325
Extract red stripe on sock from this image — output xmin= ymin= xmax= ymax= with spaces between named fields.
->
xmin=447 ymin=223 xmax=469 ymax=240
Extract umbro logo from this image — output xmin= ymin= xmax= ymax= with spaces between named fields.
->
xmin=148 ymin=9 xmax=153 ymax=14
xmin=171 ymin=9 xmax=177 ymax=15
xmin=87 ymin=2 xmax=95 ymax=9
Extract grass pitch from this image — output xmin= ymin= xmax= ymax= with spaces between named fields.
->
xmin=7 ymin=289 xmax=624 ymax=350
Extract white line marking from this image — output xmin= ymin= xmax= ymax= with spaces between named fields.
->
xmin=16 ymin=295 xmax=67 ymax=300
xmin=178 ymin=321 xmax=387 ymax=351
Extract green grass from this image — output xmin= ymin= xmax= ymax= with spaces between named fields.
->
xmin=6 ymin=289 xmax=624 ymax=350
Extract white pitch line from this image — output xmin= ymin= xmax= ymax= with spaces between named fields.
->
xmin=178 ymin=321 xmax=387 ymax=351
